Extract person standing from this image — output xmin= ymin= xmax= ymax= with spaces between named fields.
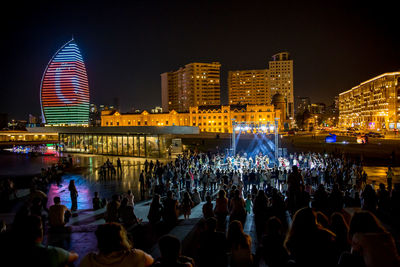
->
xmin=68 ymin=180 xmax=78 ymax=211
xmin=386 ymin=166 xmax=394 ymax=192
xmin=117 ymin=158 xmax=122 ymax=174
xmin=139 ymin=170 xmax=145 ymax=199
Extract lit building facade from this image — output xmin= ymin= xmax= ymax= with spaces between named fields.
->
xmin=40 ymin=38 xmax=90 ymax=126
xmin=228 ymin=69 xmax=269 ymax=105
xmin=101 ymin=105 xmax=281 ymax=133
xmin=339 ymin=72 xmax=400 ymax=130
xmin=269 ymin=52 xmax=294 ymax=119
xmin=161 ymin=62 xmax=221 ymax=112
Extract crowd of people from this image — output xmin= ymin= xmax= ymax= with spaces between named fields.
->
xmin=1 ymin=150 xmax=400 ymax=266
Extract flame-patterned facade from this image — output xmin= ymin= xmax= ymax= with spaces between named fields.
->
xmin=40 ymin=39 xmax=89 ymax=125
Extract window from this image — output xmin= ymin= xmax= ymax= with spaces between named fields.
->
xmin=116 ymin=122 xmax=119 ymax=126
xmin=138 ymin=121 xmax=141 ymax=126
xmin=145 ymin=121 xmax=148 ymax=125
xmin=106 ymin=121 xmax=109 ymax=126
xmin=110 ymin=122 xmax=113 ymax=126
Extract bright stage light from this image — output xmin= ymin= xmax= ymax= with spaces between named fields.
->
xmin=269 ymin=126 xmax=275 ymax=131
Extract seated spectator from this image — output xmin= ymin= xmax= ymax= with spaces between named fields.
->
xmin=48 ymin=196 xmax=70 ymax=228
xmin=284 ymin=207 xmax=337 ymax=267
xmin=339 ymin=211 xmax=400 ymax=267
xmin=125 ymin=189 xmax=135 ymax=207
xmin=227 ymin=220 xmax=253 ymax=267
xmin=191 ymin=188 xmax=201 ymax=206
xmin=29 ymin=186 xmax=48 ymax=210
xmin=92 ymin=192 xmax=104 ymax=210
xmin=80 ymin=222 xmax=154 ymax=267
xmin=256 ymin=216 xmax=288 ymax=267
xmin=13 ymin=215 xmax=78 ymax=266
xmin=198 ymin=217 xmax=228 ymax=267
xmin=148 ymin=194 xmax=163 ymax=224
xmin=118 ymin=197 xmax=140 ymax=227
xmin=153 ymin=235 xmax=194 ymax=267
xmin=202 ymin=195 xmax=214 ymax=219
xmin=105 ymin=194 xmax=120 ymax=223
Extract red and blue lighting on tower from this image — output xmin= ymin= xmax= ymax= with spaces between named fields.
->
xmin=40 ymin=38 xmax=89 ymax=125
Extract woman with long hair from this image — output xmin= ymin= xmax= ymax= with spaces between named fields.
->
xmin=68 ymin=180 xmax=78 ymax=211
xmin=229 ymin=189 xmax=246 ymax=227
xmin=80 ymin=222 xmax=154 ymax=267
xmin=181 ymin=191 xmax=194 ymax=220
xmin=284 ymin=207 xmax=336 ymax=267
xmin=214 ymin=189 xmax=229 ymax=231
xmin=227 ymin=220 xmax=253 ymax=267
xmin=339 ymin=211 xmax=400 ymax=267
xmin=147 ymin=194 xmax=162 ymax=224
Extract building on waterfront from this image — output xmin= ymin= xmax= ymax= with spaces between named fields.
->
xmin=101 ymin=104 xmax=281 ymax=133
xmin=339 ymin=72 xmax=400 ymax=130
xmin=161 ymin=62 xmax=221 ymax=112
xmin=228 ymin=69 xmax=269 ymax=105
xmin=269 ymin=52 xmax=294 ymax=120
xmin=40 ymin=38 xmax=90 ymax=126
xmin=26 ymin=126 xmax=198 ymax=158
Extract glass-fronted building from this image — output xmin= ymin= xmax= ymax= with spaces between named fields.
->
xmin=27 ymin=126 xmax=199 ymax=158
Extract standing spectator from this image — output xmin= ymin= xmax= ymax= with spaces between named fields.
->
xmin=202 ymin=195 xmax=214 ymax=219
xmin=214 ymin=190 xmax=229 ymax=231
xmin=68 ymin=179 xmax=78 ymax=211
xmin=287 ymin=166 xmax=304 ymax=214
xmin=253 ymin=190 xmax=269 ymax=240
xmin=284 ymin=207 xmax=337 ymax=267
xmin=139 ymin=170 xmax=145 ymax=199
xmin=256 ymin=217 xmax=288 ymax=267
xmin=105 ymin=195 xmax=120 ymax=223
xmin=148 ymin=194 xmax=163 ymax=224
xmin=191 ymin=188 xmax=201 ymax=206
xmin=386 ymin=166 xmax=394 ymax=191
xmin=117 ymin=157 xmax=122 ymax=174
xmin=227 ymin=220 xmax=253 ymax=267
xmin=163 ymin=191 xmax=179 ymax=227
xmin=180 ymin=191 xmax=194 ymax=220
xmin=198 ymin=217 xmax=228 ymax=267
xmin=229 ymin=189 xmax=246 ymax=227
xmin=80 ymin=222 xmax=153 ymax=267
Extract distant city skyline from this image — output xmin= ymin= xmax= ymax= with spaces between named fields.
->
xmin=2 ymin=1 xmax=400 ymax=119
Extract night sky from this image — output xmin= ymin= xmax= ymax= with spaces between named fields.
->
xmin=2 ymin=0 xmax=400 ymax=119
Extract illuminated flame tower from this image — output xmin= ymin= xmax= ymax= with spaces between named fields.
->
xmin=40 ymin=38 xmax=89 ymax=126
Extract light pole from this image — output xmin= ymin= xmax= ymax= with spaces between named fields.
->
xmin=231 ymin=119 xmax=236 ymax=156
xmin=274 ymin=117 xmax=279 ymax=163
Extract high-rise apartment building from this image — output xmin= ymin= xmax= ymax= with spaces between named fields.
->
xmin=161 ymin=62 xmax=221 ymax=112
xmin=339 ymin=72 xmax=400 ymax=130
xmin=269 ymin=52 xmax=294 ymax=119
xmin=228 ymin=69 xmax=269 ymax=105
